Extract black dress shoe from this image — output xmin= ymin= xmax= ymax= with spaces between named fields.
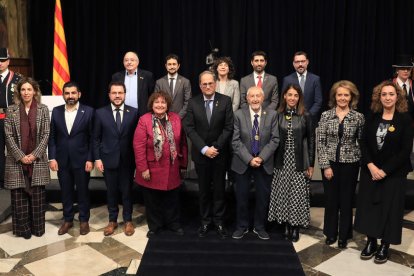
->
xmin=198 ymin=224 xmax=209 ymax=237
xmin=171 ymin=227 xmax=184 ymax=236
xmin=291 ymin=227 xmax=300 ymax=242
xmin=374 ymin=242 xmax=389 ymax=264
xmin=338 ymin=240 xmax=347 ymax=249
xmin=146 ymin=230 xmax=157 ymax=238
xmin=216 ymin=225 xmax=228 ymax=239
xmin=360 ymin=237 xmax=378 ymax=260
xmin=325 ymin=237 xmax=337 ymax=245
xmin=284 ymin=223 xmax=292 ymax=240
xmin=22 ymin=232 xmax=32 ymax=240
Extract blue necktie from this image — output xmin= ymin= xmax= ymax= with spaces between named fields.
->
xmin=115 ymin=108 xmax=121 ymax=131
xmin=251 ymin=114 xmax=260 ymax=156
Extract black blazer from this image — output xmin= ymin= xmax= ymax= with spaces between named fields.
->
xmin=183 ymin=92 xmax=234 ymax=165
xmin=48 ymin=104 xmax=95 ymax=169
xmin=112 ymin=69 xmax=155 ymax=117
xmin=93 ymin=104 xmax=138 ymax=169
xmin=361 ymin=111 xmax=413 ymax=177
xmin=274 ymin=111 xmax=315 ymax=171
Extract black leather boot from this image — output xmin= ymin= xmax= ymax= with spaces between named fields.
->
xmin=291 ymin=226 xmax=300 ymax=242
xmin=284 ymin=223 xmax=292 ymax=240
xmin=360 ymin=236 xmax=377 ymax=260
xmin=374 ymin=241 xmax=390 ymax=264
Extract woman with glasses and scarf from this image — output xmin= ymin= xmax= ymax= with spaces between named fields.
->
xmin=268 ymin=84 xmax=315 ymax=242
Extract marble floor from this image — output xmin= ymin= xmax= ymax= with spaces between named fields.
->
xmin=1 ymin=205 xmax=414 ymax=275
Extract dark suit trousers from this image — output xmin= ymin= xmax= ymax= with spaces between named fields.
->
xmin=104 ymin=166 xmax=134 ymax=222
xmin=233 ymin=166 xmax=271 ymax=231
xmin=0 ymin=119 xmax=5 ymax=187
xmin=195 ymin=160 xmax=226 ymax=226
xmin=57 ymin=166 xmax=90 ymax=222
xmin=322 ymin=161 xmax=359 ymax=240
xmin=141 ymin=186 xmax=181 ymax=232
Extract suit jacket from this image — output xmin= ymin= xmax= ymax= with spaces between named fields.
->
xmin=282 ymin=72 xmax=322 ymax=116
xmin=216 ymin=79 xmax=240 ymax=112
xmin=231 ymin=107 xmax=279 ymax=175
xmin=112 ymin=69 xmax=155 ymax=117
xmin=48 ymin=103 xmax=94 ymax=169
xmin=134 ymin=112 xmax=188 ymax=190
xmin=4 ymin=103 xmax=50 ymax=189
xmin=154 ymin=74 xmax=192 ymax=118
xmin=0 ymin=70 xmax=22 ymax=108
xmin=392 ymin=77 xmax=414 ymax=120
xmin=361 ymin=111 xmax=413 ymax=177
xmin=93 ymin=104 xmax=138 ymax=169
xmin=183 ymin=92 xmax=233 ymax=165
xmin=240 ymin=73 xmax=279 ymax=110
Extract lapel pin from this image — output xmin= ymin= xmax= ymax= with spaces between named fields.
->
xmin=388 ymin=125 xmax=395 ymax=132
xmin=263 ymin=111 xmax=266 ymax=115
xmin=139 ymin=77 xmax=144 ymax=79
xmin=215 ymin=101 xmax=219 ymax=107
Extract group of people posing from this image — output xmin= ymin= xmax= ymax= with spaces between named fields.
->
xmin=1 ymin=47 xmax=413 ymax=265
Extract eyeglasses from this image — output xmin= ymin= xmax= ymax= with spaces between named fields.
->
xmin=110 ymin=91 xmax=125 ymax=96
xmin=200 ymin=82 xmax=215 ymax=88
xmin=293 ymin=60 xmax=307 ymax=64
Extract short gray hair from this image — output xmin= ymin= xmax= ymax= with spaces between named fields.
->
xmin=246 ymin=86 xmax=264 ymax=97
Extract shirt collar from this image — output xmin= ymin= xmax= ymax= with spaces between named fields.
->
xmin=111 ymin=103 xmax=124 ymax=111
xmin=253 ymin=71 xmax=265 ymax=80
xmin=168 ymin=73 xmax=178 ymax=79
xmin=0 ymin=69 xmax=9 ymax=80
xmin=125 ymin=70 xmax=137 ymax=76
xmin=203 ymin=94 xmax=215 ymax=102
xmin=296 ymin=71 xmax=307 ymax=78
xmin=249 ymin=106 xmax=262 ymax=117
xmin=65 ymin=102 xmax=79 ymax=112
xmin=397 ymin=77 xmax=410 ymax=86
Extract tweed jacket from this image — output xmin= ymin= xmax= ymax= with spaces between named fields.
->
xmin=4 ymin=103 xmax=50 ymax=189
xmin=317 ymin=108 xmax=365 ymax=169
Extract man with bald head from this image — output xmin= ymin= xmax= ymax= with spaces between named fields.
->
xmin=112 ymin=51 xmax=154 ymax=117
xmin=231 ymin=86 xmax=279 ymax=240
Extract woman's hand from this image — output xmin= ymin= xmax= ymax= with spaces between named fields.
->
xmin=306 ymin=167 xmax=314 ymax=179
xmin=142 ymin=169 xmax=151 ymax=181
xmin=324 ymin=167 xmax=334 ymax=180
xmin=367 ymin=163 xmax=386 ymax=181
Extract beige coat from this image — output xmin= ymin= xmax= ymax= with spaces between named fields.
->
xmin=4 ymin=103 xmax=50 ymax=189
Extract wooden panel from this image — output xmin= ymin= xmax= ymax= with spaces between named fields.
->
xmin=9 ymin=58 xmax=32 ymax=77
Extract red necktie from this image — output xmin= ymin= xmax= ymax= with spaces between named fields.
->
xmin=257 ymin=75 xmax=262 ymax=88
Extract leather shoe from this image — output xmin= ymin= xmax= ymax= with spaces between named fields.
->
xmin=360 ymin=237 xmax=378 ymax=260
xmin=198 ymin=224 xmax=209 ymax=237
xmin=232 ymin=228 xmax=248 ymax=239
xmin=216 ymin=225 xmax=228 ymax=239
xmin=58 ymin=222 xmax=73 ymax=235
xmin=291 ymin=227 xmax=300 ymax=242
xmin=124 ymin=221 xmax=135 ymax=236
xmin=338 ymin=240 xmax=347 ymax=249
xmin=374 ymin=242 xmax=389 ymax=264
xmin=146 ymin=230 xmax=157 ymax=238
xmin=284 ymin=223 xmax=292 ymax=240
xmin=325 ymin=237 xmax=337 ymax=245
xmin=80 ymin=222 xmax=90 ymax=235
xmin=253 ymin=228 xmax=270 ymax=240
xmin=22 ymin=232 xmax=32 ymax=239
xmin=170 ymin=227 xmax=184 ymax=236
xmin=104 ymin=222 xmax=118 ymax=236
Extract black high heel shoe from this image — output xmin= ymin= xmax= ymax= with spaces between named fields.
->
xmin=284 ymin=223 xmax=292 ymax=240
xmin=360 ymin=236 xmax=377 ymax=260
xmin=291 ymin=226 xmax=300 ymax=242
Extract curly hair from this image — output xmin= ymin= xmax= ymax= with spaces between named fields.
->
xmin=211 ymin=56 xmax=235 ymax=80
xmin=328 ymin=80 xmax=360 ymax=109
xmin=14 ymin=77 xmax=42 ymax=105
xmin=370 ymin=80 xmax=407 ymax=113
xmin=147 ymin=90 xmax=172 ymax=113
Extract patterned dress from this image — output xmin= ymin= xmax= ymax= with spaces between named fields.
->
xmin=268 ymin=117 xmax=310 ymax=227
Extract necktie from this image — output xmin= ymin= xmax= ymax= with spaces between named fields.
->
xmin=257 ymin=75 xmax=262 ymax=88
xmin=403 ymin=84 xmax=408 ymax=96
xmin=115 ymin=108 xmax=121 ymax=131
xmin=205 ymin=100 xmax=212 ymax=124
xmin=169 ymin=78 xmax=174 ymax=95
xmin=299 ymin=75 xmax=305 ymax=92
xmin=251 ymin=114 xmax=260 ymax=156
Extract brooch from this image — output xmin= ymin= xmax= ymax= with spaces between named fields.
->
xmin=388 ymin=125 xmax=395 ymax=132
xmin=285 ymin=115 xmax=291 ymax=120
xmin=215 ymin=101 xmax=219 ymax=107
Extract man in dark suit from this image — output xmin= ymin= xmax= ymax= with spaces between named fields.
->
xmin=231 ymin=86 xmax=279 ymax=240
xmin=391 ymin=54 xmax=413 ymax=119
xmin=49 ymin=82 xmax=94 ymax=235
xmin=112 ymin=51 xmax=154 ymax=117
xmin=0 ymin=48 xmax=21 ymax=188
xmin=154 ymin=54 xmax=191 ymax=118
xmin=94 ymin=81 xmax=138 ymax=236
xmin=183 ymin=71 xmax=233 ymax=239
xmin=240 ymin=51 xmax=279 ymax=110
xmin=281 ymin=51 xmax=322 ymax=119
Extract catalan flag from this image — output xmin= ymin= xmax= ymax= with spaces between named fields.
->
xmin=52 ymin=0 xmax=70 ymax=95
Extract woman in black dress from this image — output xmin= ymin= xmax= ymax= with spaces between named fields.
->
xmin=355 ymin=80 xmax=413 ymax=264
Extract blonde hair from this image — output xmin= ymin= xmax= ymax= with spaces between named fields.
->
xmin=328 ymin=80 xmax=359 ymax=109
xmin=14 ymin=77 xmax=42 ymax=105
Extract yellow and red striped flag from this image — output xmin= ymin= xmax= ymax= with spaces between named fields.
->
xmin=52 ymin=0 xmax=70 ymax=95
